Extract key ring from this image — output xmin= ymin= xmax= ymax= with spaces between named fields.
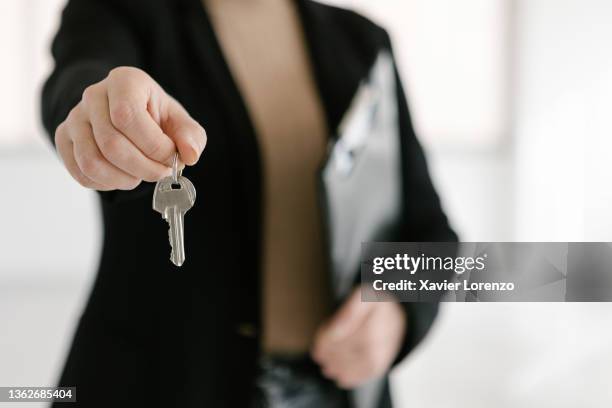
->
xmin=172 ymin=152 xmax=180 ymax=183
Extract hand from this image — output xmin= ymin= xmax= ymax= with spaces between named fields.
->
xmin=311 ymin=287 xmax=407 ymax=389
xmin=54 ymin=66 xmax=207 ymax=191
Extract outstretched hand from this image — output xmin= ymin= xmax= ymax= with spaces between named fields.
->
xmin=55 ymin=66 xmax=206 ymax=191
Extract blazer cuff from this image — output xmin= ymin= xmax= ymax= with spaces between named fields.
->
xmin=42 ymin=60 xmax=110 ymax=139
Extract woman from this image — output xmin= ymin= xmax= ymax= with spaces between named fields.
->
xmin=42 ymin=0 xmax=456 ymax=406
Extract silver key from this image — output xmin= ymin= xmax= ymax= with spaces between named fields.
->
xmin=152 ymin=154 xmax=196 ymax=266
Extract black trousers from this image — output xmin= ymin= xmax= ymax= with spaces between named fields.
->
xmin=251 ymin=354 xmax=350 ymax=408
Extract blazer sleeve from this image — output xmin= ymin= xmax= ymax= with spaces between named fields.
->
xmin=41 ymin=0 xmax=144 ymax=142
xmin=385 ymin=34 xmax=459 ymax=365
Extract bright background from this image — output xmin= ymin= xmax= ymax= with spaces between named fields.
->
xmin=1 ymin=0 xmax=611 ymax=407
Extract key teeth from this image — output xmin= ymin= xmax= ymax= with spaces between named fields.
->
xmin=168 ymin=228 xmax=180 ymax=267
xmin=166 ymin=221 xmax=179 ymax=267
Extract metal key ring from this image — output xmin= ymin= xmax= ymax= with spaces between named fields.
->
xmin=172 ymin=153 xmax=179 ymax=183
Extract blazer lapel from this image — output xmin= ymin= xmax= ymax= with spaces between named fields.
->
xmin=178 ymin=0 xmax=263 ymax=336
xmin=179 ymin=0 xmax=259 ymax=145
xmin=179 ymin=0 xmax=378 ymax=141
xmin=296 ymin=0 xmax=377 ymax=138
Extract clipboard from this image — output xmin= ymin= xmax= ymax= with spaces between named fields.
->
xmin=320 ymin=51 xmax=403 ymax=300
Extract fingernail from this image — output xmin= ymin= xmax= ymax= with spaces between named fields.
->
xmin=188 ymin=137 xmax=201 ymax=158
xmin=185 ymin=139 xmax=200 ymax=165
xmin=187 ymin=136 xmax=197 ymax=152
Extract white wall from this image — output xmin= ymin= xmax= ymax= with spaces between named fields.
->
xmin=1 ymin=148 xmax=100 ymax=283
xmin=514 ymin=0 xmax=612 ymax=241
xmin=516 ymin=0 xmax=612 ymax=241
xmin=393 ymin=2 xmax=612 ymax=407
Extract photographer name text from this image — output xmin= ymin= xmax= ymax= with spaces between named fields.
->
xmin=372 ymin=279 xmax=515 ymax=292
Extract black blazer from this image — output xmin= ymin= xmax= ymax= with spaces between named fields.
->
xmin=42 ymin=0 xmax=457 ymax=406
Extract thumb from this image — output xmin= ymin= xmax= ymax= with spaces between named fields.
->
xmin=162 ymin=97 xmax=207 ymax=166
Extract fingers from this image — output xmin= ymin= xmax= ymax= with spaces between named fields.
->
xmin=311 ymin=288 xmax=407 ymax=389
xmin=312 ymin=288 xmax=374 ymax=387
xmin=315 ymin=288 xmax=371 ymax=347
xmin=55 ymin=123 xmax=110 ymax=191
xmin=313 ymin=319 xmax=376 ymax=388
xmin=106 ymin=68 xmax=177 ymax=166
xmin=319 ymin=342 xmax=364 ymax=376
xmin=163 ymin=97 xmax=207 ymax=166
xmin=321 ymin=346 xmax=373 ymax=388
xmin=313 ymin=312 xmax=382 ymax=389
xmin=65 ymin=106 xmax=141 ymax=191
xmin=105 ymin=67 xmax=206 ymax=167
xmin=83 ymin=83 xmax=172 ymax=182
xmin=55 ymin=66 xmax=205 ymax=192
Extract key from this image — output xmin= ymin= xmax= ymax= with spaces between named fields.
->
xmin=152 ymin=154 xmax=196 ymax=266
xmin=153 ymin=175 xmax=196 ymax=266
